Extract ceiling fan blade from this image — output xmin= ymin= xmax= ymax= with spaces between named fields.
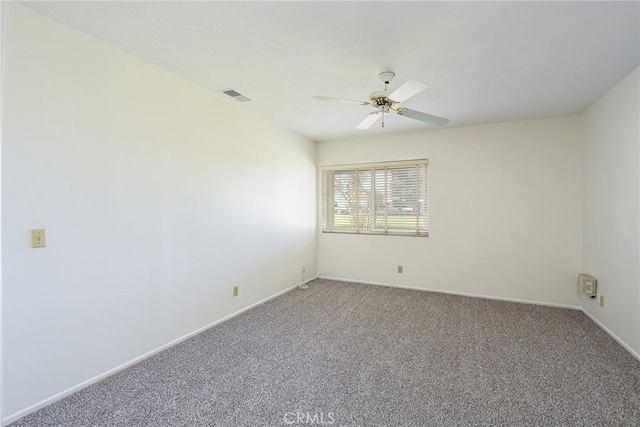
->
xmin=313 ymin=95 xmax=369 ymax=106
xmin=356 ymin=113 xmax=381 ymax=129
xmin=389 ymin=79 xmax=428 ymax=103
xmin=397 ymin=108 xmax=449 ymax=126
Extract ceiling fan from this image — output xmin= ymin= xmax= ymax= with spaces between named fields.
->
xmin=313 ymin=71 xmax=449 ymax=129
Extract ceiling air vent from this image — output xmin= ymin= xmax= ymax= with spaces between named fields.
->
xmin=221 ymin=89 xmax=251 ymax=102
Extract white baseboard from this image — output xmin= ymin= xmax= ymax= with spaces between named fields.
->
xmin=3 ymin=276 xmax=319 ymax=426
xmin=318 ymin=276 xmax=581 ymax=310
xmin=580 ymin=308 xmax=640 ymax=362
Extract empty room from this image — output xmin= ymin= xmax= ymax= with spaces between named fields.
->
xmin=1 ymin=1 xmax=639 ymax=426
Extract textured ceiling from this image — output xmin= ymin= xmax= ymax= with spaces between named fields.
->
xmin=22 ymin=1 xmax=640 ymax=142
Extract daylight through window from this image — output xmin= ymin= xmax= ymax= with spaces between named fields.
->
xmin=322 ymin=159 xmax=428 ymax=236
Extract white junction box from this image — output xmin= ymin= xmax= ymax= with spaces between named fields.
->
xmin=578 ymin=273 xmax=597 ymax=298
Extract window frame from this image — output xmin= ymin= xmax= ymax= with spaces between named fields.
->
xmin=321 ymin=159 xmax=429 ymax=237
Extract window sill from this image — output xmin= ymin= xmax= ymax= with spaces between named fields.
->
xmin=322 ymin=230 xmax=429 ymax=237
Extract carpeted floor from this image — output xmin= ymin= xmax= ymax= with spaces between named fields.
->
xmin=9 ymin=279 xmax=640 ymax=426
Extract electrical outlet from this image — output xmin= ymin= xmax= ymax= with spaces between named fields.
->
xmin=31 ymin=228 xmax=46 ymax=248
xmin=397 ymin=265 xmax=403 ymax=274
xmin=233 ymin=286 xmax=238 ymax=297
xmin=599 ymin=294 xmax=605 ymax=308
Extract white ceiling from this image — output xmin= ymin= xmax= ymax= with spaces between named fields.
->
xmin=22 ymin=1 xmax=640 ymax=142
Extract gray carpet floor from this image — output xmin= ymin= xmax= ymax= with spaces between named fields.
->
xmin=10 ymin=279 xmax=640 ymax=426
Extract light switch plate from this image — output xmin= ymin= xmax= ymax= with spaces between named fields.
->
xmin=31 ymin=228 xmax=46 ymax=248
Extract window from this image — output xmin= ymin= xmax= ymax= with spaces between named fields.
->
xmin=322 ymin=159 xmax=429 ymax=237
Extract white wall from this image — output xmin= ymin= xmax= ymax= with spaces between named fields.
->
xmin=1 ymin=4 xmax=316 ymax=420
xmin=581 ymin=67 xmax=640 ymax=356
xmin=318 ymin=117 xmax=582 ymax=307
xmin=0 ymin=1 xmax=5 ymax=423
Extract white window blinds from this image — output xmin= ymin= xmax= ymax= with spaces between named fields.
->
xmin=322 ymin=160 xmax=429 ymax=237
